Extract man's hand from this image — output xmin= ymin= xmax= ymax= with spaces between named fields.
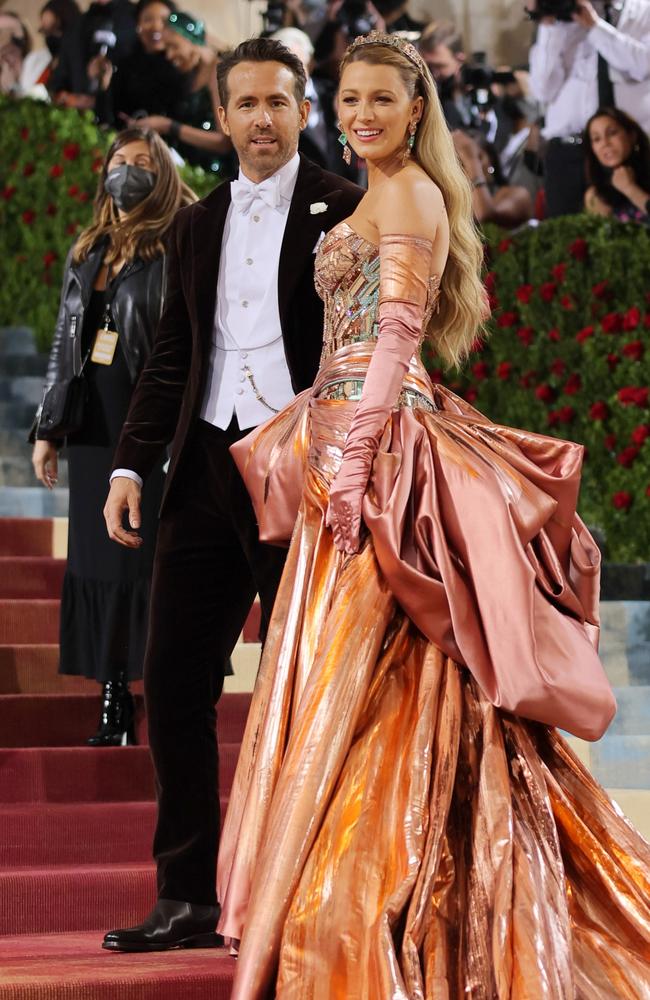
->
xmin=104 ymin=477 xmax=143 ymax=549
xmin=572 ymin=0 xmax=599 ymax=28
xmin=87 ymin=54 xmax=113 ymax=90
xmin=32 ymin=440 xmax=59 ymax=489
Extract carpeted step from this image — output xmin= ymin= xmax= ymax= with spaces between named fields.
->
xmin=0 ymin=692 xmax=251 ymax=748
xmin=0 ymin=863 xmax=157 ymax=935
xmin=0 ymin=519 xmax=53 ymax=557
xmin=0 ymin=557 xmax=65 ymax=599
xmin=0 ymin=645 xmax=106 ymax=694
xmin=0 ymin=600 xmax=60 ymax=644
xmin=0 ymin=931 xmax=236 ymax=1000
xmin=0 ymin=742 xmax=240 ymax=803
xmin=1 ymin=799 xmax=229 ymax=867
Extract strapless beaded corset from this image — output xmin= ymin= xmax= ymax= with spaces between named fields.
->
xmin=314 ymin=223 xmax=441 ymax=397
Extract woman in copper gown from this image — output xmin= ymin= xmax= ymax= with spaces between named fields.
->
xmin=217 ymin=33 xmax=650 ymax=999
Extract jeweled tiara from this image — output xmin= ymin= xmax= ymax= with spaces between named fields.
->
xmin=345 ymin=31 xmax=429 ymax=79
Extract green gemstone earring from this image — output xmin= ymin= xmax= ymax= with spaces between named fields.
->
xmin=402 ymin=121 xmax=417 ymax=165
xmin=337 ymin=121 xmax=352 ymax=166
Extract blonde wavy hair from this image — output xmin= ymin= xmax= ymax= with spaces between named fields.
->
xmin=73 ymin=127 xmax=197 ymax=266
xmin=340 ymin=41 xmax=487 ymax=367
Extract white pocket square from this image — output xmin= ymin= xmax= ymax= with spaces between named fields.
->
xmin=310 ymin=201 xmax=328 ymax=215
xmin=313 ymin=231 xmax=326 ymax=254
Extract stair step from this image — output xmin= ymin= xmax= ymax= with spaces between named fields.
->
xmin=0 ymin=692 xmax=251 ymax=748
xmin=0 ymin=488 xmax=70 ymax=517
xmin=0 ymin=327 xmax=38 ymax=356
xmin=0 ymin=863 xmax=157 ymax=934
xmin=0 ymin=644 xmax=92 ymax=694
xmin=0 ymin=742 xmax=240 ymax=803
xmin=590 ymin=735 xmax=650 ymax=790
xmin=0 ymin=599 xmax=60 ymax=643
xmin=0 ymin=519 xmax=55 ymax=556
xmin=0 ymin=376 xmax=44 ymax=406
xmin=0 ymin=557 xmax=65 ymax=599
xmin=0 ymin=931 xmax=235 ymax=999
xmin=0 ymin=401 xmax=38 ymax=430
xmin=0 ymin=429 xmax=43 ymax=458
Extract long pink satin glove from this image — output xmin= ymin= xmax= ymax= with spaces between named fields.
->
xmin=326 ymin=234 xmax=434 ymax=554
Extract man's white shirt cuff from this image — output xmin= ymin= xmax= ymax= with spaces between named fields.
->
xmin=110 ymin=469 xmax=143 ymax=488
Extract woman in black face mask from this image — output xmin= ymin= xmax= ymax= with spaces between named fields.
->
xmin=31 ymin=128 xmax=196 ymax=747
xmin=29 ymin=0 xmax=81 ymax=95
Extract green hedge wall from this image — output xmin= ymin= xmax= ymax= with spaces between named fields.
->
xmin=1 ymin=99 xmax=649 ymax=560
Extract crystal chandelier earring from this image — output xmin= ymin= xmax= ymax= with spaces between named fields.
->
xmin=338 ymin=121 xmax=352 ymax=166
xmin=402 ymin=120 xmax=417 ymax=166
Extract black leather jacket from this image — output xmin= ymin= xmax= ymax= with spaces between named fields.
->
xmin=32 ymin=239 xmax=165 ymax=440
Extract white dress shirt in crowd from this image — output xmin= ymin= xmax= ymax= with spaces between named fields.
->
xmin=529 ymin=0 xmax=650 ymax=137
xmin=111 ymin=153 xmax=301 ymax=488
xmin=200 ymin=152 xmax=300 ymax=431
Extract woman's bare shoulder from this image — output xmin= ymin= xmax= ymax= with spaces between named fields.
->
xmin=378 ymin=167 xmax=445 ymax=240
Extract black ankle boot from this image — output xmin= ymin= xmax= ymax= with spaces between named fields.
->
xmin=87 ymin=674 xmax=136 ymax=747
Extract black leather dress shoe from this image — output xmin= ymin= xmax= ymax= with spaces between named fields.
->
xmin=102 ymin=899 xmax=223 ymax=952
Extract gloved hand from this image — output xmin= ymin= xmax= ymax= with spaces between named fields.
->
xmin=326 ymin=234 xmax=434 ymax=554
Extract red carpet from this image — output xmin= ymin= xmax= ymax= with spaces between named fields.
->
xmin=0 ymin=518 xmax=246 ymax=997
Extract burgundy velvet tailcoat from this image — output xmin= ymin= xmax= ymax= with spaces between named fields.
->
xmin=111 ymin=155 xmax=363 ymax=509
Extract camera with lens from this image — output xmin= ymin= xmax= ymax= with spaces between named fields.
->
xmin=261 ymin=0 xmax=286 ymax=34
xmin=338 ymin=0 xmax=377 ymax=38
xmin=526 ymin=0 xmax=578 ymax=22
xmin=461 ymin=56 xmax=516 ymax=110
xmin=90 ymin=20 xmax=117 ymax=58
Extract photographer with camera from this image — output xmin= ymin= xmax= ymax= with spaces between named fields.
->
xmin=50 ymin=0 xmax=137 ymax=109
xmin=528 ymin=0 xmax=650 ymax=217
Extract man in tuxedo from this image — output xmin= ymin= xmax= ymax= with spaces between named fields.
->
xmin=101 ymin=37 xmax=362 ymax=952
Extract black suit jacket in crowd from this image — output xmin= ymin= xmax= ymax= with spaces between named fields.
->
xmin=111 ymin=154 xmax=363 ymax=511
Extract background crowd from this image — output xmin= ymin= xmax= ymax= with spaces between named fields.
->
xmin=1 ymin=0 xmax=649 ymax=226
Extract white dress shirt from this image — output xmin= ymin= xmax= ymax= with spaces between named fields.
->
xmin=199 ymin=152 xmax=300 ymax=431
xmin=529 ymin=0 xmax=650 ymax=137
xmin=112 ymin=154 xmax=301 ymax=488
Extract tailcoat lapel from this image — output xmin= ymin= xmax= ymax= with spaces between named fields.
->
xmin=189 ymin=183 xmax=232 ymax=358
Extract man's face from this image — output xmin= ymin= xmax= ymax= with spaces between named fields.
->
xmin=218 ymin=61 xmax=309 ymax=182
xmin=422 ymin=44 xmax=463 ymax=83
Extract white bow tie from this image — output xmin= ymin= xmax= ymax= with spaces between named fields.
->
xmin=231 ymin=174 xmax=282 ymax=215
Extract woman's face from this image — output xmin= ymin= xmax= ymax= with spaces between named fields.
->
xmin=338 ymin=60 xmax=422 ymax=166
xmin=163 ymin=28 xmax=196 ymax=72
xmin=107 ymin=139 xmax=157 ymax=176
xmin=137 ymin=2 xmax=171 ymax=54
xmin=589 ymin=115 xmax=635 ymax=169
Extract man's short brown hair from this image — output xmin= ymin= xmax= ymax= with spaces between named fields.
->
xmin=217 ymin=37 xmax=307 ymax=108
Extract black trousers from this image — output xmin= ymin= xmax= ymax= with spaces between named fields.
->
xmin=144 ymin=418 xmax=287 ymax=906
xmin=543 ymin=138 xmax=586 ymax=218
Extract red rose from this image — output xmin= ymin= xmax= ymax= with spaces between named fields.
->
xmin=45 ymin=203 xmax=58 ymax=217
xmin=484 ymin=272 xmax=496 ymax=294
xmin=604 ymin=433 xmax=617 ymax=450
xmin=535 ymin=384 xmax=554 ymax=402
xmin=622 ymin=340 xmax=644 ymax=361
xmin=612 ymin=491 xmax=632 ymax=510
xmin=601 ymin=312 xmax=623 ymax=333
xmin=564 ymin=373 xmax=581 ymax=395
xmin=548 ymin=328 xmax=561 ymax=342
xmin=472 ymin=361 xmax=489 ymax=380
xmin=49 ymin=164 xmax=64 ymax=178
xmin=78 ymin=192 xmax=90 ymax=202
xmin=569 ymin=238 xmax=588 ymax=261
xmin=560 ymin=294 xmax=574 ymax=310
xmin=20 ymin=126 xmax=29 ymax=141
xmin=498 ymin=238 xmax=512 ymax=253
xmin=550 ymin=359 xmax=566 ymax=376
xmin=623 ymin=307 xmax=641 ymax=331
xmin=1 ymin=185 xmax=17 ymax=201
xmin=547 ymin=410 xmax=560 ymax=427
xmin=645 ymin=314 xmax=650 ymax=328
xmin=496 ymin=361 xmax=512 ymax=380
xmin=515 ymin=284 xmax=534 ymax=303
xmin=520 ymin=370 xmax=538 ymax=389
xmin=21 ymin=210 xmax=36 ymax=225
xmin=67 ymin=184 xmax=79 ymax=197
xmin=63 ymin=142 xmax=81 ymax=161
xmin=540 ymin=281 xmax=557 ymax=303
xmin=558 ymin=405 xmax=575 ymax=423
xmin=23 ymin=163 xmax=35 ymax=177
xmin=646 ymin=485 xmax=650 ymax=498
xmin=65 ymin=221 xmax=79 ymax=235
xmin=465 ymin=387 xmax=478 ymax=403
xmin=92 ymin=158 xmax=103 ymax=174
xmin=592 ymin=280 xmax=610 ymax=299
xmin=551 ymin=262 xmax=567 ymax=283
xmin=607 ymin=352 xmax=621 ymax=370
xmin=631 ymin=425 xmax=650 ymax=445
xmin=576 ymin=325 xmax=595 ymax=343
xmin=616 ymin=446 xmax=640 ymax=467
xmin=470 ymin=338 xmax=484 ymax=354
xmin=488 ymin=293 xmax=499 ymax=310
xmin=589 ymin=402 xmax=609 ymax=420
xmin=43 ymin=251 xmax=57 ymax=269
xmin=517 ymin=326 xmax=534 ymax=346
xmin=618 ymin=386 xmax=649 ymax=407
xmin=497 ymin=311 xmax=518 ymax=328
